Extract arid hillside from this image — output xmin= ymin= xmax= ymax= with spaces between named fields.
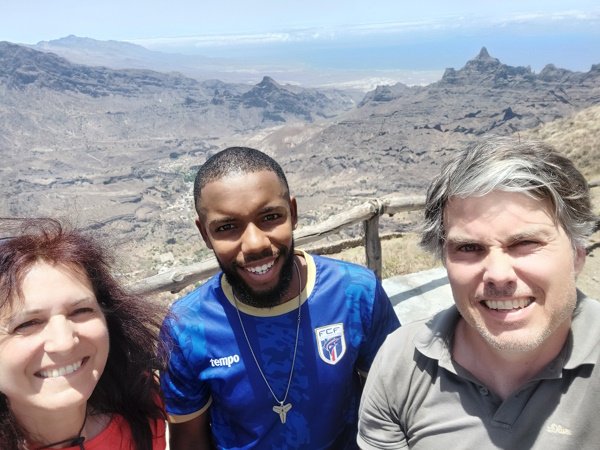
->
xmin=331 ymin=104 xmax=600 ymax=300
xmin=522 ymin=104 xmax=600 ymax=178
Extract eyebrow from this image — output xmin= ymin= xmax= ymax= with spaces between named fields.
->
xmin=507 ymin=229 xmax=553 ymax=242
xmin=445 ymin=227 xmax=554 ymax=247
xmin=444 ymin=236 xmax=476 ymax=247
xmin=258 ymin=205 xmax=285 ymax=214
xmin=208 ymin=205 xmax=285 ymax=226
xmin=4 ymin=297 xmax=96 ymax=324
xmin=207 ymin=216 xmax=237 ymax=227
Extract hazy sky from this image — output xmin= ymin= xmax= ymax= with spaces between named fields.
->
xmin=3 ymin=0 xmax=598 ymax=44
xmin=3 ymin=1 xmax=600 ymax=76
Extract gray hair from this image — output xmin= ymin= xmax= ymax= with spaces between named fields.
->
xmin=421 ymin=137 xmax=597 ymax=259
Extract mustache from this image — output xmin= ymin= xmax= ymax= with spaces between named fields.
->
xmin=482 ymin=283 xmax=518 ymax=298
xmin=237 ymin=249 xmax=276 ymax=265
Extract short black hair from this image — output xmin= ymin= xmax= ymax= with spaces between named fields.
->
xmin=193 ymin=146 xmax=290 ymax=214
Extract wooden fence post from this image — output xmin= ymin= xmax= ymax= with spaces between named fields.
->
xmin=364 ymin=214 xmax=382 ymax=279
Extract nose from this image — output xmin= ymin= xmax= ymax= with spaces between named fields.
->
xmin=43 ymin=316 xmax=78 ymax=353
xmin=482 ymin=249 xmax=517 ymax=290
xmin=241 ymin=222 xmax=271 ymax=257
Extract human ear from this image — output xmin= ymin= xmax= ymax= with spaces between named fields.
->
xmin=289 ymin=196 xmax=298 ymax=229
xmin=195 ymin=218 xmax=213 ymax=250
xmin=573 ymin=245 xmax=586 ymax=276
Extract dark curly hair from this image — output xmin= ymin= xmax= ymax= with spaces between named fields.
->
xmin=193 ymin=146 xmax=290 ymax=216
xmin=0 ymin=218 xmax=167 ymax=450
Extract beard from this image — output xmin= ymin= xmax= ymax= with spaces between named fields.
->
xmin=219 ymin=242 xmax=296 ymax=308
xmin=458 ymin=282 xmax=578 ymax=353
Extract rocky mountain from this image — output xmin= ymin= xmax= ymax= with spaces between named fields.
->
xmin=239 ymin=76 xmax=348 ymax=121
xmin=439 ymin=47 xmax=534 ymax=87
xmin=1 ymin=43 xmax=598 ymax=279
xmin=357 ymin=82 xmax=411 ymax=106
xmin=34 ymin=35 xmax=200 ymax=66
xmin=0 ymin=41 xmax=356 ymax=276
xmin=1 ymin=40 xmax=203 ymax=96
xmin=31 ymin=35 xmax=245 ymax=81
xmin=253 ymin=47 xmax=600 ymax=213
xmin=0 ymin=42 xmax=355 ymax=147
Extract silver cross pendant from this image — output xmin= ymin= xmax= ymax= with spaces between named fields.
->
xmin=273 ymin=402 xmax=292 ymax=424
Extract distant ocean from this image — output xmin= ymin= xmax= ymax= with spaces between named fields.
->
xmin=161 ymin=31 xmax=600 ymax=73
xmin=130 ymin=21 xmax=600 ymax=89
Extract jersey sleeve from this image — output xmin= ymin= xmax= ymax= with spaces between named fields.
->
xmin=357 ymin=277 xmax=401 ymax=373
xmin=160 ymin=313 xmax=212 ymax=422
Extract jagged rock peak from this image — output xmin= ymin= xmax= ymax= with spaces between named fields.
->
xmin=257 ymin=76 xmax=280 ymax=88
xmin=464 ymin=47 xmax=500 ymax=70
xmin=439 ymin=47 xmax=534 ymax=86
xmin=476 ymin=47 xmax=492 ymax=61
xmin=440 ymin=47 xmax=501 ymax=83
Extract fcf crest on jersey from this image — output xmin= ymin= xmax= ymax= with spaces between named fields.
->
xmin=315 ymin=323 xmax=346 ymax=365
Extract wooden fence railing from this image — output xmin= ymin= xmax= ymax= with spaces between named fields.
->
xmin=129 ymin=178 xmax=600 ymax=296
xmin=129 ymin=194 xmax=426 ymax=295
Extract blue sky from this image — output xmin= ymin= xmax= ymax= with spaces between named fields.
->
xmin=2 ymin=1 xmax=600 ymax=79
xmin=2 ymin=0 xmax=598 ymax=43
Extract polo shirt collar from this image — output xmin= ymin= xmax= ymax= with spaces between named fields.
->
xmin=413 ymin=305 xmax=459 ymax=372
xmin=562 ymin=291 xmax=600 ymax=369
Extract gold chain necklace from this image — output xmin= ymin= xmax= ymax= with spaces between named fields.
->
xmin=233 ymin=260 xmax=302 ymax=424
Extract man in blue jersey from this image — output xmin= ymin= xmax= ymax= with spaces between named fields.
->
xmin=160 ymin=147 xmax=400 ymax=449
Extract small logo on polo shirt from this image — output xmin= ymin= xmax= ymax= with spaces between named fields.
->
xmin=315 ymin=323 xmax=346 ymax=365
xmin=546 ymin=423 xmax=572 ymax=435
xmin=210 ymin=354 xmax=240 ymax=367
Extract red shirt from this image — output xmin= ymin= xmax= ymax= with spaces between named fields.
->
xmin=61 ymin=414 xmax=166 ymax=450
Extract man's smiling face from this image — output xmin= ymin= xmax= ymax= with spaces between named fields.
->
xmin=196 ymin=170 xmax=297 ymax=307
xmin=443 ymin=190 xmax=585 ymax=355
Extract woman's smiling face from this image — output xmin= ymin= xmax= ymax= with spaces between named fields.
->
xmin=0 ymin=262 xmax=110 ymax=417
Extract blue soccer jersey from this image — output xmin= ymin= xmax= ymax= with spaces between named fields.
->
xmin=160 ymin=251 xmax=400 ymax=449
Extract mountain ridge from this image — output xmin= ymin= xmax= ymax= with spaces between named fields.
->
xmin=0 ymin=41 xmax=355 ymax=145
xmin=1 ymin=43 xmax=598 ymax=279
xmin=254 ymin=47 xmax=599 ymax=212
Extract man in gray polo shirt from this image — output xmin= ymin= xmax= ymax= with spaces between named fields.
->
xmin=358 ymin=137 xmax=600 ymax=449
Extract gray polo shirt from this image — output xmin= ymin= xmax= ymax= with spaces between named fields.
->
xmin=358 ymin=292 xmax=600 ymax=449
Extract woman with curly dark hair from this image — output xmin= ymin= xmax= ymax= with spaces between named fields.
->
xmin=0 ymin=218 xmax=167 ymax=450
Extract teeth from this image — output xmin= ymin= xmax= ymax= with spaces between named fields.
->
xmin=484 ymin=298 xmax=532 ymax=310
xmin=38 ymin=360 xmax=83 ymax=378
xmin=246 ymin=261 xmax=275 ymax=275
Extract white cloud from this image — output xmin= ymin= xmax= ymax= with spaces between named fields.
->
xmin=489 ymin=10 xmax=599 ymax=26
xmin=130 ymin=10 xmax=599 ymax=51
xmin=132 ymin=28 xmax=333 ymax=49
